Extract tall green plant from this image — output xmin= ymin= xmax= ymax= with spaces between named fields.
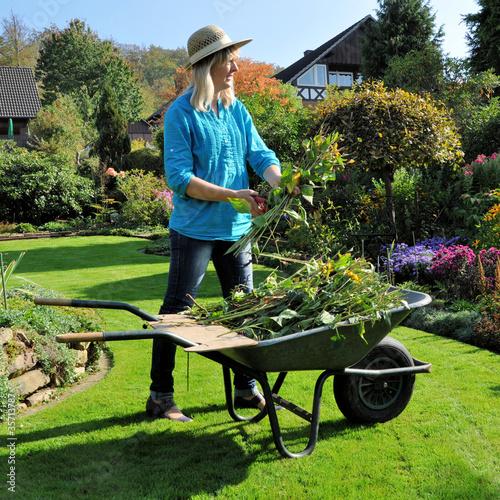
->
xmin=0 ymin=251 xmax=25 ymax=309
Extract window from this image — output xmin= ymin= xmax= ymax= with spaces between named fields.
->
xmin=328 ymin=72 xmax=354 ymax=87
xmin=297 ymin=64 xmax=327 ymax=86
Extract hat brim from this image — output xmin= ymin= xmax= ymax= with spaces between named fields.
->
xmin=185 ymin=38 xmax=252 ymax=70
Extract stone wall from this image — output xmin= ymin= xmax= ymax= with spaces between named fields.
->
xmin=1 ymin=327 xmax=92 ymax=411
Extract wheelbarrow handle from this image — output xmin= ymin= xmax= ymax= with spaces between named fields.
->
xmin=57 ymin=332 xmax=105 ymax=343
xmin=34 ymin=297 xmax=159 ymax=322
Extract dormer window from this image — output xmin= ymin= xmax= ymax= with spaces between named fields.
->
xmin=297 ymin=64 xmax=327 ymax=86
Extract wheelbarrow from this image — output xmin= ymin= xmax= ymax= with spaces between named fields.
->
xmin=35 ymin=288 xmax=432 ymax=458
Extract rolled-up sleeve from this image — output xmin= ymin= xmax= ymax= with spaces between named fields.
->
xmin=164 ymin=106 xmax=195 ymax=198
xmin=240 ymin=104 xmax=280 ymax=179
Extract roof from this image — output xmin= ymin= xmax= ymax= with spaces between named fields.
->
xmin=146 ymin=100 xmax=175 ymax=125
xmin=0 ymin=66 xmax=42 ymax=118
xmin=274 ymin=15 xmax=374 ymax=84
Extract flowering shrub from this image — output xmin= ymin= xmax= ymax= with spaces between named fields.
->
xmin=430 ymin=244 xmax=478 ymax=299
xmin=381 ymin=237 xmax=460 ymax=284
xmin=109 ymin=169 xmax=174 ymax=227
xmin=381 ymin=238 xmax=500 ymax=301
xmin=430 ymin=244 xmax=477 ymax=277
xmin=467 ymin=153 xmax=500 ymax=192
xmin=450 ymin=152 xmax=500 ymax=243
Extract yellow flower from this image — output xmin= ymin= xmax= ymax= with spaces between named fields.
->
xmin=345 ymin=270 xmax=361 ymax=283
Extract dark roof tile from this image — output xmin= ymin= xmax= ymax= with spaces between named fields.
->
xmin=0 ymin=66 xmax=42 ymax=118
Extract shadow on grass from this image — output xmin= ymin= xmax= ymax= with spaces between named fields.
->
xmin=16 ymin=406 xmax=353 ymax=497
xmin=17 ymin=416 xmax=254 ymax=497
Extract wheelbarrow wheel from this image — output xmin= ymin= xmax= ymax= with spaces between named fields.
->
xmin=333 ymin=336 xmax=415 ymax=424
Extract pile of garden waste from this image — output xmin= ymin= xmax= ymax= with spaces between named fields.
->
xmin=188 ymin=254 xmax=407 ymax=341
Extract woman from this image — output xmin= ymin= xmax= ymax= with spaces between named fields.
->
xmin=147 ymin=25 xmax=284 ymax=421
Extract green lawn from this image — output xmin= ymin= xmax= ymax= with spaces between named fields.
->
xmin=1 ymin=236 xmax=499 ymax=499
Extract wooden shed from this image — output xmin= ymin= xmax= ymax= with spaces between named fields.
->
xmin=0 ymin=66 xmax=42 ymax=146
xmin=127 ymin=119 xmax=154 ymax=144
xmin=274 ymin=15 xmax=374 ymax=106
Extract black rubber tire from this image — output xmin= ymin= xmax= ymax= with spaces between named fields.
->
xmin=333 ymin=336 xmax=415 ymax=424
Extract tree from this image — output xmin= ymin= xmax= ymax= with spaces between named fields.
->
xmin=361 ymin=0 xmax=443 ymax=80
xmin=94 ymin=83 xmax=131 ymax=170
xmin=0 ymin=10 xmax=38 ymax=67
xmin=29 ymin=95 xmax=93 ymax=159
xmin=314 ymin=82 xmax=463 ymax=240
xmin=464 ymin=0 xmax=500 ymax=75
xmin=36 ymin=19 xmax=143 ymax=123
xmin=383 ymin=44 xmax=445 ymax=94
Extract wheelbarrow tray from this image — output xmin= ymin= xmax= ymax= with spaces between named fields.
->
xmin=151 ymin=288 xmax=431 ymax=373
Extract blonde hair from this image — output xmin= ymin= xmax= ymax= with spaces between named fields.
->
xmin=188 ymin=47 xmax=238 ymax=112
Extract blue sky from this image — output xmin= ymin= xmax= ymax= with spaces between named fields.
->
xmin=2 ymin=0 xmax=479 ymax=68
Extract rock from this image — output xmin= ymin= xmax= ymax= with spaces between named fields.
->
xmin=75 ymin=350 xmax=88 ymax=367
xmin=26 ymin=390 xmax=53 ymax=407
xmin=75 ymin=367 xmax=86 ymax=376
xmin=8 ymin=368 xmax=51 ymax=398
xmin=0 ymin=328 xmax=13 ymax=346
xmin=7 ymin=351 xmax=37 ymax=377
xmin=15 ymin=330 xmax=31 ymax=346
xmin=72 ymin=341 xmax=90 ymax=351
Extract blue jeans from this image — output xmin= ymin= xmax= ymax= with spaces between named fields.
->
xmin=150 ymin=229 xmax=258 ymax=400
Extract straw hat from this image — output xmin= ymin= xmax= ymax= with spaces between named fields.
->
xmin=186 ymin=25 xmax=252 ymax=69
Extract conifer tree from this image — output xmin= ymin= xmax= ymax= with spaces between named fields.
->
xmin=95 ymin=83 xmax=131 ymax=169
xmin=464 ymin=0 xmax=500 ymax=75
xmin=361 ymin=0 xmax=443 ymax=80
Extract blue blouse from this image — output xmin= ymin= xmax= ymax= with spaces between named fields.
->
xmin=164 ymin=91 xmax=280 ymax=241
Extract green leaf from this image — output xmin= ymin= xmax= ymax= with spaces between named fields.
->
xmin=300 ymin=185 xmax=314 ymax=205
xmin=252 ymin=214 xmax=268 ymax=228
xmin=228 ymin=197 xmax=251 ymax=214
xmin=317 ymin=310 xmax=336 ymax=325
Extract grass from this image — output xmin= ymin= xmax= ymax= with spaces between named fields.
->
xmin=0 ymin=236 xmax=499 ymax=499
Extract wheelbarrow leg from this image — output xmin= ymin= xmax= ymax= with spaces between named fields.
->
xmin=262 ymin=370 xmax=334 ymax=458
xmin=223 ymin=366 xmax=288 ymax=424
xmin=224 ymin=364 xmax=335 ymax=458
xmin=223 ymin=365 xmax=268 ymax=423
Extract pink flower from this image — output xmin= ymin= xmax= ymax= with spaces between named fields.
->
xmin=491 ymin=153 xmax=497 ymax=160
xmin=118 ymin=171 xmax=126 ymax=178
xmin=106 ymin=168 xmax=118 ymax=176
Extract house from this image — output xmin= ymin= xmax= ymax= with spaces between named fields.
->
xmin=0 ymin=66 xmax=42 ymax=147
xmin=127 ymin=119 xmax=154 ymax=144
xmin=274 ymin=15 xmax=374 ymax=106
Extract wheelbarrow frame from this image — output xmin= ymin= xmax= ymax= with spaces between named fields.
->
xmin=35 ymin=290 xmax=432 ymax=459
